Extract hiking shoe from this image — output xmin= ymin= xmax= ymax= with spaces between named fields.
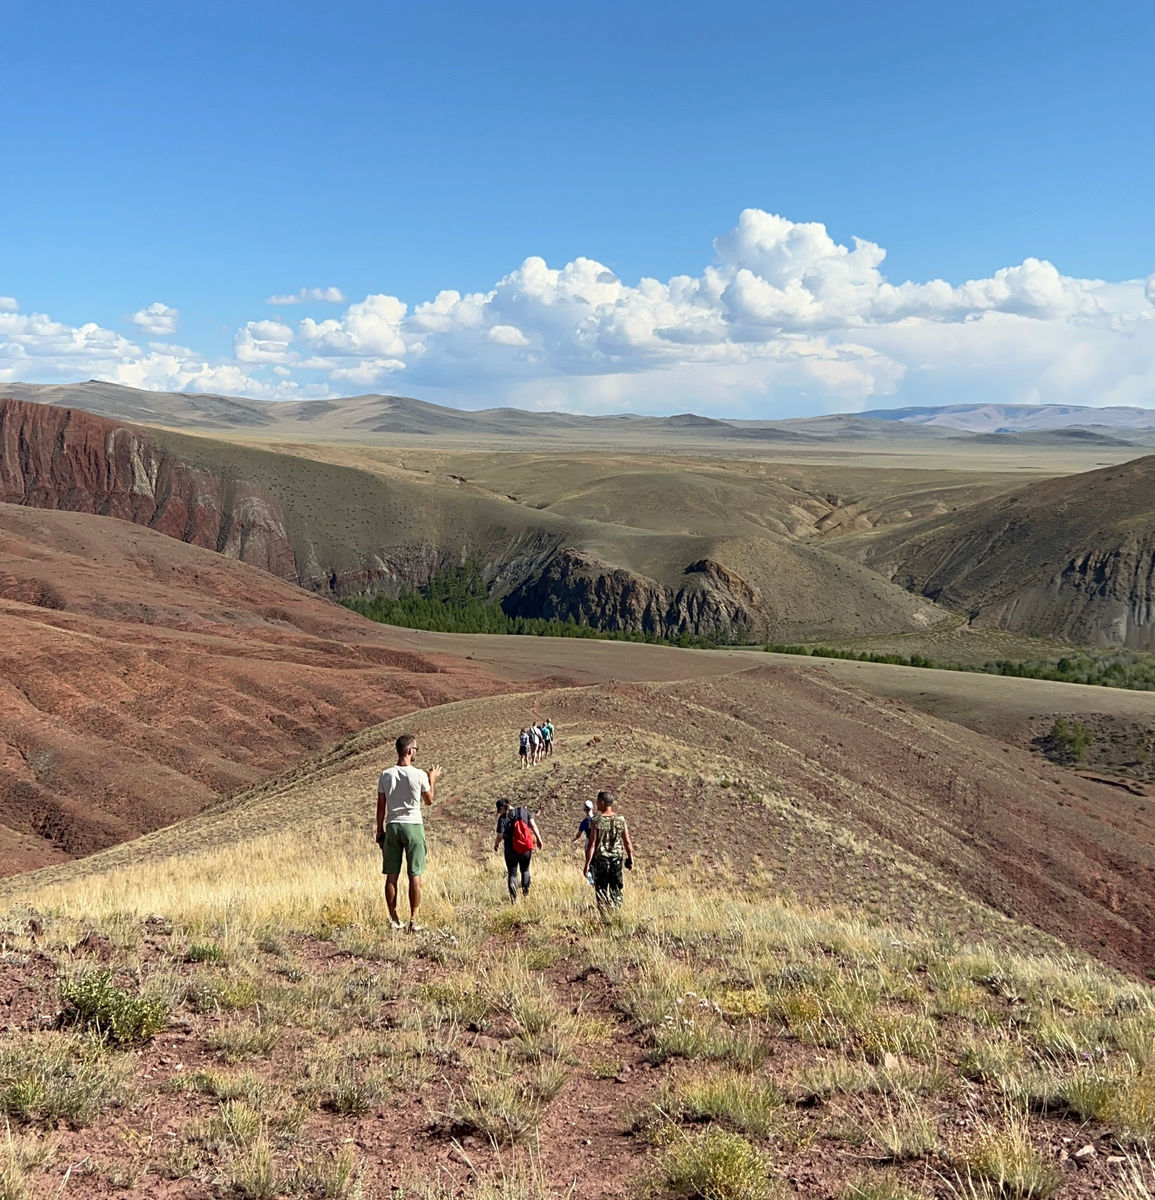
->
xmin=389 ymin=918 xmax=403 ymax=930
xmin=407 ymin=922 xmax=425 ymax=933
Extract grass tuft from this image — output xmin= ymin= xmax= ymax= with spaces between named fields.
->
xmin=647 ymin=1125 xmax=784 ymax=1200
xmin=0 ymin=1034 xmax=135 ymax=1128
xmin=659 ymin=1070 xmax=787 ymax=1138
xmin=841 ymin=1173 xmax=930 ymax=1200
xmin=451 ymin=1053 xmax=565 ymax=1147
xmin=951 ymin=1111 xmax=1063 ymax=1200
xmin=0 ymin=1122 xmax=59 ymax=1200
xmin=185 ymin=941 xmax=226 ymax=963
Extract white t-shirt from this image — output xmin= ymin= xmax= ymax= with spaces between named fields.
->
xmin=378 ymin=765 xmax=429 ymax=825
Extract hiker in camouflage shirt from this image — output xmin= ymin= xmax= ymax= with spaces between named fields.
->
xmin=583 ymin=790 xmax=635 ymax=912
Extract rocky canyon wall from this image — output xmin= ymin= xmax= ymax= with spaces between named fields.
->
xmin=0 ymin=399 xmax=296 ymax=576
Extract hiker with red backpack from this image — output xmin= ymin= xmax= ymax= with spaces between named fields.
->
xmin=494 ymin=798 xmax=543 ymax=901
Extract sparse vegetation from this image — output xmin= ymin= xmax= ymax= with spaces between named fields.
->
xmin=5 ymin=827 xmax=1151 ymax=1194
xmin=3 ymin=692 xmax=1154 ymax=1197
xmin=0 ymin=1033 xmax=135 ymax=1127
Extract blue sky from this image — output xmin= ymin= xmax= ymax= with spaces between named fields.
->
xmin=2 ymin=0 xmax=1153 ymax=415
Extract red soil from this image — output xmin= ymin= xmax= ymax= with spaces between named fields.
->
xmin=0 ymin=503 xmax=511 ymax=875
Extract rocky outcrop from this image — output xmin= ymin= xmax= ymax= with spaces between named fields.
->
xmin=501 ymin=549 xmax=759 ymax=640
xmin=0 ymin=399 xmax=296 ymax=576
xmin=1003 ymin=539 xmax=1155 ymax=648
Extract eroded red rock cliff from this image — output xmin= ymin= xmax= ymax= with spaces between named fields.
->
xmin=0 ymin=398 xmax=296 ymax=576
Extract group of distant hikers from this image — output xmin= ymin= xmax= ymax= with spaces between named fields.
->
xmin=375 ymin=731 xmax=634 ymax=931
xmin=517 ymin=719 xmax=553 ymax=766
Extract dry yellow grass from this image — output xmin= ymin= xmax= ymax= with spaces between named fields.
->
xmin=4 ymin=814 xmax=1154 ymax=1198
xmin=4 ymin=671 xmax=1154 ymax=1197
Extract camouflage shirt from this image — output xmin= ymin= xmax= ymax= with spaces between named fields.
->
xmin=591 ymin=813 xmax=627 ymax=861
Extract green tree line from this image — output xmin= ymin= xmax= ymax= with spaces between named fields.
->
xmin=762 ymin=643 xmax=1155 ymax=691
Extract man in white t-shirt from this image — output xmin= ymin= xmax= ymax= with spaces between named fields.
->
xmin=376 ymin=733 xmax=441 ymax=931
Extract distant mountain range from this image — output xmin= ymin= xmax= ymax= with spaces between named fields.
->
xmin=4 ymin=380 xmax=1154 ymax=442
xmin=861 ymin=402 xmax=1155 ymax=433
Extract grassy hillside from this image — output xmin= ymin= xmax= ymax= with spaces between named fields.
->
xmin=0 ymin=503 xmax=508 ymax=876
xmin=10 ymin=665 xmax=1152 ymax=975
xmin=855 ymin=457 xmax=1155 ymax=651
xmin=1 ymin=671 xmax=1153 ymax=1199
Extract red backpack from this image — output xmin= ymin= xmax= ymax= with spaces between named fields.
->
xmin=510 ymin=808 xmax=535 ymax=855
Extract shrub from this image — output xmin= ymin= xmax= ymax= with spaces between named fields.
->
xmin=1042 ymin=719 xmax=1093 ymax=766
xmin=58 ymin=970 xmax=168 ymax=1045
xmin=30 ymin=582 xmax=65 ymax=611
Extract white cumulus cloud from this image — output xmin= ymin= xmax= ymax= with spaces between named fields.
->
xmin=234 ymin=320 xmax=296 ymax=365
xmin=0 ymin=308 xmax=303 ymax=400
xmin=4 ymin=210 xmax=1154 ymax=414
xmin=303 ymin=293 xmax=407 ymax=354
xmin=266 ymin=286 xmax=346 ymax=305
xmin=131 ymin=302 xmax=180 ymax=336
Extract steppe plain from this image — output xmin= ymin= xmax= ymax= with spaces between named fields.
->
xmin=1 ymin=383 xmax=1154 ymax=1199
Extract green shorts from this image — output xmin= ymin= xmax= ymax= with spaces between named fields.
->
xmin=382 ymin=822 xmax=426 ymax=877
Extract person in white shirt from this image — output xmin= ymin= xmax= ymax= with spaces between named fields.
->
xmin=376 ymin=733 xmax=441 ymax=931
